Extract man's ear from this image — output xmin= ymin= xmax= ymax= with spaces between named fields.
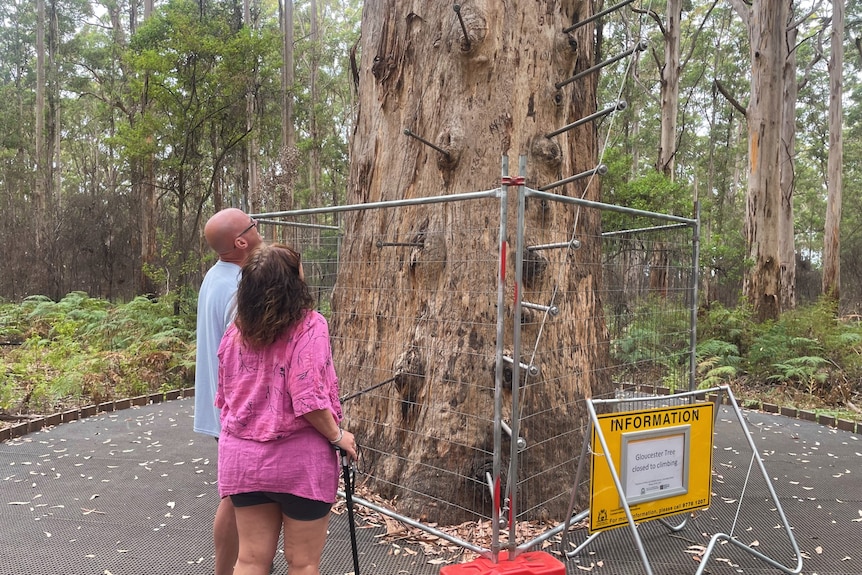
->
xmin=235 ymin=237 xmax=249 ymax=250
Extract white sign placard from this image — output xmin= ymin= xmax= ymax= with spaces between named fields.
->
xmin=621 ymin=426 xmax=689 ymax=504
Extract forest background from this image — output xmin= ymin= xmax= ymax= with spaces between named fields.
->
xmin=1 ymin=0 xmax=861 ymax=424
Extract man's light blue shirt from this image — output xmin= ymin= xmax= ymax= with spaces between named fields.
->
xmin=193 ymin=260 xmax=241 ymax=438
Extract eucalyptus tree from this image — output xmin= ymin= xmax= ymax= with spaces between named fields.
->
xmin=0 ymin=0 xmax=37 ymax=298
xmin=779 ymin=5 xmax=802 ymax=311
xmin=122 ymin=0 xmax=273 ymax=288
xmin=242 ymin=0 xmax=261 ymax=211
xmin=656 ymin=0 xmax=682 ymax=178
xmin=726 ymin=0 xmax=789 ymax=322
xmin=4 ymin=0 xmax=109 ymax=298
xmin=34 ymin=0 xmax=92 ymax=244
xmin=59 ymin=9 xmax=140 ymax=299
xmin=331 ymin=1 xmax=612 ymax=523
xmin=839 ymin=0 xmax=862 ymax=306
xmin=267 ymin=0 xmax=297 ymax=243
xmin=35 ymin=0 xmax=46 ymax=249
xmin=822 ymin=0 xmax=845 ymax=302
xmin=288 ymin=0 xmax=359 ymax=217
xmin=684 ymin=3 xmax=749 ymax=307
xmin=280 ymin=0 xmax=296 ymax=156
xmin=597 ymin=1 xmax=742 ymax=304
xmin=634 ymin=0 xmax=719 ymax=179
xmin=307 ymin=0 xmax=320 ymax=217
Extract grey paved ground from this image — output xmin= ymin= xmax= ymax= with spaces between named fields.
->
xmin=1 ymin=397 xmax=859 ymax=575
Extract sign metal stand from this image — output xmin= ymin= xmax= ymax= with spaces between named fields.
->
xmin=561 ymin=385 xmax=803 ymax=575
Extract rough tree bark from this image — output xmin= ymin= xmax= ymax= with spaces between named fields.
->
xmin=822 ymin=0 xmax=844 ymax=302
xmin=779 ymin=25 xmax=797 ymax=311
xmin=35 ymin=0 xmax=46 ymax=250
xmin=657 ymin=0 xmax=681 ymax=178
xmin=732 ymin=0 xmax=788 ymax=322
xmin=331 ymin=1 xmax=612 ymax=523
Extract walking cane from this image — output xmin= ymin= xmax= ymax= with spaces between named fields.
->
xmin=340 ymin=448 xmax=361 ymax=575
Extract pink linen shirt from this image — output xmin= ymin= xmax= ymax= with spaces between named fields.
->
xmin=215 ymin=310 xmax=342 ymax=502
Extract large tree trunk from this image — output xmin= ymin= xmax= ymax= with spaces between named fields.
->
xmin=35 ymin=0 xmax=46 ymax=250
xmin=139 ymin=4 xmax=158 ymax=296
xmin=657 ymin=0 xmax=681 ymax=179
xmin=276 ymin=0 xmax=297 ymax=243
xmin=779 ymin=25 xmax=797 ymax=311
xmin=739 ymin=0 xmax=788 ymax=322
xmin=244 ymin=0 xmax=260 ymax=212
xmin=822 ymin=0 xmax=844 ymax=302
xmin=332 ymin=1 xmax=611 ymax=524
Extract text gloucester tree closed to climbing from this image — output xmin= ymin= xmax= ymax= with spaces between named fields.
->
xmin=331 ymin=1 xmax=614 ymax=523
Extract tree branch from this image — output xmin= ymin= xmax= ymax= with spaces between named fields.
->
xmin=727 ymin=0 xmax=750 ymax=25
xmin=788 ymin=1 xmax=822 ymax=31
xmin=650 ymin=46 xmax=662 ymax=71
xmin=713 ymin=79 xmax=747 ymax=117
xmin=681 ymin=0 xmax=720 ymax=70
xmin=797 ymin=27 xmax=825 ymax=92
xmin=631 ymin=6 xmax=666 ymax=36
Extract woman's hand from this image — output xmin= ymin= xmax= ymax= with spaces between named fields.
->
xmin=303 ymin=409 xmax=358 ymax=461
xmin=331 ymin=428 xmax=358 ymax=461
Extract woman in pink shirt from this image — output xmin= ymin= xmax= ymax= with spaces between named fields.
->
xmin=216 ymin=243 xmax=357 ymax=575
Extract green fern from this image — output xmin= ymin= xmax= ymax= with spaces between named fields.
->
xmin=695 ymin=339 xmax=741 ymax=388
xmin=0 ymin=292 xmax=195 ymax=415
xmin=767 ymin=356 xmax=830 ymax=386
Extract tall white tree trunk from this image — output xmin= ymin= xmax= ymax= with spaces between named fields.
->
xmin=779 ymin=26 xmax=797 ymax=311
xmin=735 ymin=0 xmax=788 ymax=321
xmin=822 ymin=0 xmax=844 ymax=302
xmin=35 ymin=0 xmax=46 ymax=249
xmin=657 ymin=0 xmax=681 ymax=179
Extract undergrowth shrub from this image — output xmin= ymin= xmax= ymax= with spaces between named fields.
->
xmin=0 ymin=292 xmax=195 ymax=415
xmin=699 ymin=298 xmax=862 ymax=401
xmin=609 ymin=296 xmax=691 ymax=391
xmin=695 ymin=338 xmax=741 ymax=388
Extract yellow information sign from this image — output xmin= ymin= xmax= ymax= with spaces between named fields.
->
xmin=589 ymin=402 xmax=714 ymax=533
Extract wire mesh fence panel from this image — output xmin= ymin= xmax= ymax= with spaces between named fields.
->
xmin=601 ymin=223 xmax=696 ymax=393
xmin=514 ymin=200 xmax=696 ymax=527
xmin=268 ymin=197 xmax=506 ymax=527
xmin=335 ymin=202 xmax=503 ymax=524
xmin=256 ymin=187 xmax=697 ymax=552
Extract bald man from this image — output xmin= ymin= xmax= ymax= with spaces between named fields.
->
xmin=194 ymin=208 xmax=263 ymax=575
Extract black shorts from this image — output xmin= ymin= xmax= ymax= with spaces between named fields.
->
xmin=229 ymin=491 xmax=332 ymax=521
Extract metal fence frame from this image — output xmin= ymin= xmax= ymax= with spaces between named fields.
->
xmin=252 ymin=155 xmax=700 ymax=562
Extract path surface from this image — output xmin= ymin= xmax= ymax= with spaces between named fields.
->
xmin=1 ymin=397 xmax=859 ymax=575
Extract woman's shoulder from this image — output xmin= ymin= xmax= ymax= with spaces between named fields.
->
xmin=217 ymin=323 xmax=241 ymax=355
xmin=299 ymin=310 xmax=330 ymax=336
xmin=286 ymin=308 xmax=323 ymax=328
xmin=278 ymin=310 xmax=328 ymax=343
xmin=304 ymin=309 xmax=327 ymax=325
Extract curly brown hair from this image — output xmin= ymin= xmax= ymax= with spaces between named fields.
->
xmin=234 ymin=243 xmax=314 ymax=349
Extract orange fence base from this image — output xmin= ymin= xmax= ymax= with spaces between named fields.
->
xmin=439 ymin=551 xmax=565 ymax=575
